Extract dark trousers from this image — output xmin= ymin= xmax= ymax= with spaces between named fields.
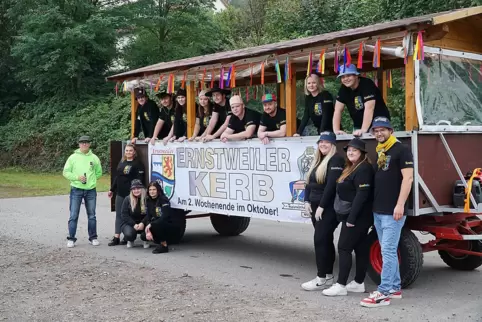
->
xmin=122 ymin=224 xmax=147 ymax=242
xmin=337 ymin=220 xmax=372 ymax=285
xmin=310 ymin=202 xmax=339 ymax=278
xmin=114 ymin=195 xmax=125 ymax=235
xmin=149 ymin=219 xmax=171 ymax=244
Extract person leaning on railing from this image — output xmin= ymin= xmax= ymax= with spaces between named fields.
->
xmin=131 ymin=88 xmax=160 ymax=144
xmin=322 ymin=137 xmax=374 ymax=297
xmin=220 ymin=95 xmax=261 ymax=142
xmin=202 ymin=86 xmax=232 ymax=142
xmin=150 ymin=90 xmax=175 ymax=145
xmin=188 ymin=90 xmax=214 ymax=142
xmin=257 ymin=93 xmax=287 ymax=145
xmin=163 ymin=88 xmax=188 ymax=144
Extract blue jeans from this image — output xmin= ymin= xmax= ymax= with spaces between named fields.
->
xmin=373 ymin=213 xmax=407 ymax=294
xmin=68 ymin=187 xmax=98 ymax=242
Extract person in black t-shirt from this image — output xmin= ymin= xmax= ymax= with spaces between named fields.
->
xmin=221 ymin=95 xmax=261 ymax=142
xmin=294 ymin=74 xmax=335 ymax=136
xmin=202 ymin=86 xmax=232 ymax=142
xmin=189 ymin=90 xmax=213 ymax=141
xmin=163 ymin=88 xmax=188 ymax=144
xmin=131 ymin=87 xmax=160 ymax=144
xmin=150 ymin=91 xmax=174 ymax=145
xmin=333 ymin=64 xmax=391 ymax=137
xmin=257 ymin=93 xmax=286 ymax=144
xmin=301 ymin=131 xmax=344 ymax=291
xmin=108 ymin=143 xmax=145 ymax=246
xmin=322 ymin=138 xmax=374 ymax=297
xmin=360 ymin=117 xmax=414 ymax=308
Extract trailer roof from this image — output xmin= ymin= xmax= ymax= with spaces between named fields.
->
xmin=106 ymin=6 xmax=482 ymax=82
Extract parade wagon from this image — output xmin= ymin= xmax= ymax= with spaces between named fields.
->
xmin=107 ymin=6 xmax=482 ymax=287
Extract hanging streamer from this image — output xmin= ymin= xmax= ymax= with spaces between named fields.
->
xmin=226 ymin=65 xmax=232 ymax=88
xmin=357 ymin=42 xmax=364 ymax=69
xmin=306 ymin=51 xmax=313 ymax=76
xmin=201 ymin=69 xmax=206 ymax=89
xmin=413 ymin=31 xmax=425 ymax=61
xmin=210 ymin=69 xmax=215 ymax=88
xmin=275 ymin=59 xmax=282 ymax=83
xmin=181 ymin=71 xmax=187 ymax=89
xmin=154 ymin=75 xmax=162 ymax=92
xmin=334 ymin=46 xmax=339 ymax=73
xmin=317 ymin=49 xmax=326 ymax=74
xmin=231 ymin=65 xmax=236 ymax=88
xmin=220 ymin=67 xmax=225 ymax=89
xmin=250 ymin=64 xmax=253 ymax=86
xmin=284 ymin=57 xmax=290 ymax=81
xmin=245 ymin=86 xmax=249 ymax=102
xmin=261 ymin=61 xmax=265 ymax=85
xmin=373 ymin=38 xmax=381 ymax=68
xmin=343 ymin=45 xmax=352 ymax=72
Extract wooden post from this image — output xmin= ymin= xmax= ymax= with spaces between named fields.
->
xmin=279 ymin=83 xmax=286 ymax=108
xmin=186 ymin=82 xmax=196 ymax=138
xmin=381 ymin=69 xmax=388 ymax=103
xmin=130 ymin=91 xmax=138 ymax=139
xmin=405 ymin=57 xmax=418 ymax=130
xmin=285 ymin=69 xmax=297 ymax=136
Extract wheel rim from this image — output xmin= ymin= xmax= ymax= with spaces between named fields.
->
xmin=370 ymin=240 xmax=401 ymax=274
xmin=445 ymin=241 xmax=472 ymax=260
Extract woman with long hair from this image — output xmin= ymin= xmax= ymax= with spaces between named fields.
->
xmin=301 ymin=131 xmax=345 ymax=291
xmin=322 ymin=137 xmax=374 ymax=296
xmin=107 ymin=143 xmax=145 ymax=246
xmin=145 ymin=181 xmax=176 ymax=254
xmin=163 ymin=88 xmax=187 ymax=144
xmin=188 ymin=90 xmax=213 ymax=141
xmin=294 ymin=73 xmax=335 ymax=136
xmin=120 ymin=179 xmax=150 ymax=249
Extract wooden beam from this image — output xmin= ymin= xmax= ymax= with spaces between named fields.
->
xmin=432 ymin=7 xmax=482 ymax=25
xmin=186 ymin=82 xmax=196 ymax=138
xmin=130 ymin=91 xmax=138 ymax=139
xmin=278 ymin=82 xmax=286 ymax=108
xmin=285 ymin=68 xmax=297 ymax=136
xmin=405 ymin=57 xmax=418 ymax=130
xmin=377 ymin=67 xmax=387 ymax=103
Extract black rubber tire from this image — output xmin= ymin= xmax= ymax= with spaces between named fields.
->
xmin=439 ymin=240 xmax=482 ymax=270
xmin=367 ymin=227 xmax=424 ymax=288
xmin=166 ymin=210 xmax=187 ymax=244
xmin=210 ymin=214 xmax=250 ymax=236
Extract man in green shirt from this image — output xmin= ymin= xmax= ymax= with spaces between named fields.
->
xmin=63 ymin=136 xmax=103 ymax=248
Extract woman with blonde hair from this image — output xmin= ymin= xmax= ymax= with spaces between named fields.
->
xmin=294 ymin=73 xmax=335 ymax=136
xmin=120 ymin=179 xmax=150 ymax=249
xmin=301 ymin=131 xmax=344 ymax=291
xmin=323 ymin=137 xmax=374 ymax=296
xmin=107 ymin=143 xmax=145 ymax=246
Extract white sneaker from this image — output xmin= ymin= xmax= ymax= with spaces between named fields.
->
xmin=301 ymin=275 xmax=334 ymax=291
xmin=346 ymin=280 xmax=365 ymax=293
xmin=127 ymin=241 xmax=134 ymax=248
xmin=322 ymin=283 xmax=348 ymax=296
xmin=143 ymin=241 xmax=150 ymax=249
xmin=360 ymin=291 xmax=390 ymax=308
xmin=89 ymin=239 xmax=100 ymax=246
xmin=67 ymin=240 xmax=75 ymax=248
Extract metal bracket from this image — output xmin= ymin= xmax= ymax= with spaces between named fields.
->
xmin=418 ymin=175 xmax=442 ymax=212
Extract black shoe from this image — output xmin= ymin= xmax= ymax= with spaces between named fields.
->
xmin=152 ymin=244 xmax=169 ymax=254
xmin=108 ymin=237 xmax=120 ymax=246
xmin=119 ymin=238 xmax=127 ymax=245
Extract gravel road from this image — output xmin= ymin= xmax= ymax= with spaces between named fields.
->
xmin=1 ymin=194 xmax=482 ymax=322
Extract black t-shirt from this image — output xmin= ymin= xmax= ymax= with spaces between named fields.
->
xmin=212 ymin=101 xmax=231 ymax=134
xmin=336 ymin=77 xmax=391 ymax=129
xmin=173 ymin=105 xmax=187 ymax=138
xmin=197 ymin=105 xmax=212 ymax=134
xmin=260 ymin=108 xmax=286 ymax=132
xmin=297 ymin=91 xmax=334 ymax=135
xmin=373 ymin=142 xmax=414 ymax=215
xmin=111 ymin=159 xmax=145 ymax=198
xmin=158 ymin=105 xmax=175 ymax=139
xmin=134 ymin=99 xmax=159 ymax=138
xmin=227 ymin=108 xmax=261 ymax=135
xmin=336 ymin=161 xmax=374 ymax=225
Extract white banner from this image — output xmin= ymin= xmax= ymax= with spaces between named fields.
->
xmin=148 ymin=138 xmax=321 ymax=224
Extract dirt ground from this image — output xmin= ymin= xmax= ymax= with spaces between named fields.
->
xmin=0 ymin=238 xmax=325 ymax=322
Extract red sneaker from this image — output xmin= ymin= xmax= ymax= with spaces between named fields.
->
xmin=389 ymin=290 xmax=402 ymax=299
xmin=360 ymin=291 xmax=390 ymax=308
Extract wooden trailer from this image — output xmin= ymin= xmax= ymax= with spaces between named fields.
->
xmin=107 ymin=6 xmax=482 ymax=287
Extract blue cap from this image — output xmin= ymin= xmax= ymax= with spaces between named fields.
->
xmin=371 ymin=116 xmax=393 ymax=131
xmin=317 ymin=131 xmax=337 ymax=144
xmin=337 ymin=64 xmax=360 ymax=78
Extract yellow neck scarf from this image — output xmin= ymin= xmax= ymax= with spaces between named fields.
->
xmin=376 ymin=135 xmax=397 ymax=169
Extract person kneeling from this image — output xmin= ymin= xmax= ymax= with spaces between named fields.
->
xmin=145 ymin=181 xmax=177 ymax=254
xmin=120 ymin=179 xmax=150 ymax=249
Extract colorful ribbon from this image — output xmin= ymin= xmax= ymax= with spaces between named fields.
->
xmin=307 ymin=51 xmax=313 ymax=76
xmin=373 ymin=38 xmax=381 ymax=68
xmin=275 ymin=59 xmax=282 ymax=83
xmin=413 ymin=31 xmax=425 ymax=61
xmin=261 ymin=61 xmax=265 ymax=85
xmin=317 ymin=49 xmax=325 ymax=74
xmin=357 ymin=42 xmax=364 ymax=69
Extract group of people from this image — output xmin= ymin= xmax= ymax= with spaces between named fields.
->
xmin=301 ymin=117 xmax=413 ymax=308
xmin=132 ymin=63 xmax=391 ymax=144
xmin=62 ymin=63 xmax=410 ymax=307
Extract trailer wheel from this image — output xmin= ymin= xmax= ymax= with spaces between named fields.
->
xmin=439 ymin=240 xmax=482 ymax=270
xmin=166 ymin=210 xmax=187 ymax=244
xmin=367 ymin=227 xmax=423 ymax=288
xmin=210 ymin=214 xmax=250 ymax=236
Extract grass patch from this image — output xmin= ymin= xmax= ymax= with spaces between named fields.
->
xmin=0 ymin=168 xmax=111 ymax=198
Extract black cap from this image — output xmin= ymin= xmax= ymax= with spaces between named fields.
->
xmin=155 ymin=91 xmax=172 ymax=99
xmin=343 ymin=137 xmax=367 ymax=153
xmin=130 ymin=179 xmax=144 ymax=190
xmin=78 ymin=135 xmax=91 ymax=143
xmin=134 ymin=87 xmax=147 ymax=99
xmin=176 ymin=88 xmax=187 ymax=97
